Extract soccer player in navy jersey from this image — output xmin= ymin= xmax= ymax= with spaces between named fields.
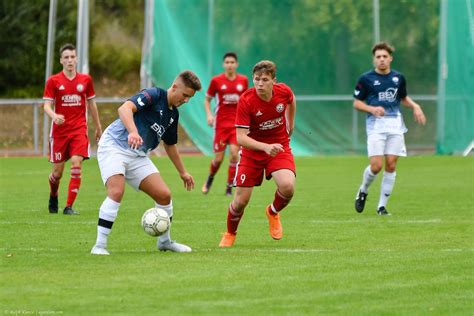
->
xmin=219 ymin=60 xmax=296 ymax=247
xmin=202 ymin=52 xmax=248 ymax=196
xmin=353 ymin=42 xmax=426 ymax=215
xmin=90 ymin=71 xmax=201 ymax=255
xmin=43 ymin=43 xmax=102 ymax=215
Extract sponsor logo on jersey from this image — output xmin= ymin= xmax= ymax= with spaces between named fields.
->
xmin=222 ymin=93 xmax=240 ymax=104
xmin=378 ymin=88 xmax=398 ymax=102
xmin=61 ymin=94 xmax=82 ymax=106
xmin=77 ymin=84 xmax=84 ymax=92
xmin=373 ymin=80 xmax=381 ymax=86
xmin=150 ymin=123 xmax=165 ymax=137
xmin=256 ymin=110 xmax=263 ymax=116
xmin=137 ymin=97 xmax=145 ymax=107
xmin=259 ymin=117 xmax=283 ymax=130
xmin=237 ymin=84 xmax=244 ymax=92
xmin=221 ymin=84 xmax=227 ymax=90
xmin=275 ymin=103 xmax=284 ymax=113
xmin=59 ymin=85 xmax=65 ymax=90
xmin=392 ymin=76 xmax=399 ymax=84
xmin=354 ymin=89 xmax=360 ymax=96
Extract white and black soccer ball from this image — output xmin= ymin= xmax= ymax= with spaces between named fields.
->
xmin=141 ymin=208 xmax=170 ymax=237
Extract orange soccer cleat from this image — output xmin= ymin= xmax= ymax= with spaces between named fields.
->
xmin=219 ymin=232 xmax=236 ymax=247
xmin=266 ymin=205 xmax=283 ymax=240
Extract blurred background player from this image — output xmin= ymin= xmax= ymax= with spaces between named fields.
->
xmin=43 ymin=43 xmax=102 ymax=215
xmin=202 ymin=52 xmax=248 ymax=196
xmin=90 ymin=70 xmax=201 ymax=255
xmin=353 ymin=42 xmax=426 ymax=216
xmin=219 ymin=60 xmax=296 ymax=247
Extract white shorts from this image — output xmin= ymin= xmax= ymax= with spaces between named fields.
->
xmin=97 ymin=144 xmax=159 ymax=191
xmin=367 ymin=133 xmax=407 ymax=157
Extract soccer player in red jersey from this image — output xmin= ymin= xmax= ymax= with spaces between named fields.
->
xmin=43 ymin=43 xmax=102 ymax=215
xmin=202 ymin=52 xmax=248 ymax=196
xmin=219 ymin=60 xmax=296 ymax=247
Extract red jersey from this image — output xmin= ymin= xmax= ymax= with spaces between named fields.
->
xmin=43 ymin=71 xmax=96 ymax=137
xmin=235 ymin=83 xmax=294 ymax=160
xmin=207 ymin=73 xmax=248 ymax=129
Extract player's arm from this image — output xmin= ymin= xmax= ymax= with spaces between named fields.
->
xmin=286 ymin=96 xmax=296 ymax=136
xmin=353 ymin=99 xmax=384 ymax=117
xmin=43 ymin=100 xmax=65 ymax=125
xmin=204 ymin=96 xmax=214 ymax=126
xmin=401 ymin=96 xmax=426 ymax=125
xmin=236 ymin=127 xmax=283 ymax=157
xmin=87 ymin=98 xmax=102 ymax=141
xmin=118 ymin=100 xmax=142 ymax=149
xmin=163 ymin=143 xmax=194 ymax=191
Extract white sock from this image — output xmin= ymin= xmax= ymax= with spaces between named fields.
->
xmin=360 ymin=165 xmax=377 ymax=193
xmin=378 ymin=171 xmax=396 ymax=209
xmin=156 ymin=201 xmax=173 ymax=243
xmin=95 ymin=197 xmax=120 ymax=248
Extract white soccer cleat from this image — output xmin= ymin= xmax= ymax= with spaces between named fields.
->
xmin=90 ymin=245 xmax=110 ymax=255
xmin=157 ymin=240 xmax=192 ymax=253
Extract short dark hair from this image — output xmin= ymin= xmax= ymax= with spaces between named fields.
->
xmin=223 ymin=52 xmax=238 ymax=61
xmin=177 ymin=70 xmax=202 ymax=91
xmin=372 ymin=42 xmax=395 ymax=55
xmin=252 ymin=60 xmax=276 ymax=78
xmin=60 ymin=43 xmax=76 ymax=56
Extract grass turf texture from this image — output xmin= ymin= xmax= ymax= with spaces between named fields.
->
xmin=1 ymin=156 xmax=473 ymax=315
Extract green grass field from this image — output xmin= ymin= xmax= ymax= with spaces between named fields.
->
xmin=1 ymin=156 xmax=473 ymax=315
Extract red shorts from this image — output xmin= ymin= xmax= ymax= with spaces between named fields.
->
xmin=235 ymin=150 xmax=296 ymax=187
xmin=213 ymin=126 xmax=237 ymax=152
xmin=49 ymin=134 xmax=90 ymax=163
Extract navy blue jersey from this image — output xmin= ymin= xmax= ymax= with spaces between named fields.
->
xmin=101 ymin=87 xmax=179 ymax=155
xmin=353 ymin=70 xmax=407 ymax=117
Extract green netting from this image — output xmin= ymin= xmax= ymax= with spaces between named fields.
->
xmin=436 ymin=0 xmax=474 ymax=154
xmin=145 ymin=0 xmax=439 ymax=155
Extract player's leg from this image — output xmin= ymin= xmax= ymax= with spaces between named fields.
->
xmin=219 ymin=186 xmax=253 ymax=247
xmin=377 ymin=134 xmax=405 ymax=215
xmin=48 ymin=137 xmax=67 ymax=213
xmin=63 ymin=155 xmax=84 ymax=215
xmin=202 ymin=130 xmax=226 ymax=194
xmin=138 ymin=168 xmax=191 ymax=253
xmin=91 ymin=146 xmax=127 ymax=255
xmin=355 ymin=133 xmax=385 ymax=213
xmin=225 ymin=143 xmax=240 ymax=196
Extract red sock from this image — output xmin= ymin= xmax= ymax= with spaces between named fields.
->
xmin=49 ymin=173 xmax=60 ymax=197
xmin=66 ymin=166 xmax=81 ymax=207
xmin=227 ymin=162 xmax=237 ymax=186
xmin=271 ymin=190 xmax=292 ymax=213
xmin=209 ymin=159 xmax=221 ymax=176
xmin=227 ymin=203 xmax=243 ymax=234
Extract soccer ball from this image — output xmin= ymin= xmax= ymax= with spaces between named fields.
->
xmin=141 ymin=208 xmax=170 ymax=237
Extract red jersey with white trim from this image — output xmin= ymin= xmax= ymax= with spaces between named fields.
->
xmin=235 ymin=83 xmax=294 ymax=160
xmin=207 ymin=73 xmax=248 ymax=129
xmin=43 ymin=71 xmax=96 ymax=137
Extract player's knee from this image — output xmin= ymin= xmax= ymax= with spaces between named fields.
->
xmin=107 ymin=187 xmax=125 ymax=202
xmin=278 ymin=183 xmax=294 ymax=199
xmin=156 ymin=190 xmax=171 ymax=205
xmin=370 ymin=163 xmax=383 ymax=174
xmin=385 ymin=164 xmax=396 ymax=173
xmin=232 ymin=198 xmax=249 ymax=213
xmin=52 ymin=170 xmax=63 ymax=179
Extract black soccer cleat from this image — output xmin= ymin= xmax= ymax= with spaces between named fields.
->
xmin=63 ymin=206 xmax=80 ymax=215
xmin=201 ymin=175 xmax=214 ymax=194
xmin=377 ymin=206 xmax=390 ymax=216
xmin=49 ymin=195 xmax=58 ymax=214
xmin=355 ymin=190 xmax=368 ymax=213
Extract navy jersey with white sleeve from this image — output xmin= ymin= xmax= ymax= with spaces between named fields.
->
xmin=354 ymin=70 xmax=408 ymax=135
xmin=100 ymin=87 xmax=179 ymax=156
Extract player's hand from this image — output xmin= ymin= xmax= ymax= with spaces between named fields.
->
xmin=53 ymin=114 xmax=65 ymax=125
xmin=207 ymin=114 xmax=214 ymax=126
xmin=413 ymin=107 xmax=426 ymax=126
xmin=371 ymin=106 xmax=385 ymax=117
xmin=180 ymin=172 xmax=195 ymax=191
xmin=264 ymin=143 xmax=284 ymax=157
xmin=127 ymin=132 xmax=143 ymax=150
xmin=95 ymin=128 xmax=102 ymax=142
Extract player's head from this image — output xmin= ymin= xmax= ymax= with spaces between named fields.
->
xmin=252 ymin=60 xmax=277 ymax=97
xmin=59 ymin=43 xmax=77 ymax=72
xmin=223 ymin=52 xmax=238 ymax=74
xmin=372 ymin=42 xmax=394 ymax=73
xmin=168 ymin=70 xmax=202 ymax=107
